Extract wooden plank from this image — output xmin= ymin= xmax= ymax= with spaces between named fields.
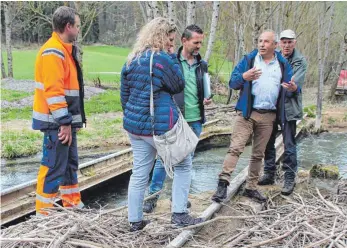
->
xmin=0 ymin=120 xmax=223 ymax=225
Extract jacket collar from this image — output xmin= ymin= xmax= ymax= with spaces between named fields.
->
xmin=249 ymin=49 xmax=288 ymax=64
xmin=52 ymin=32 xmax=73 ymax=54
xmin=177 ymin=46 xmax=202 ymax=64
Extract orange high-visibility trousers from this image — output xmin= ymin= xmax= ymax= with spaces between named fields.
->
xmin=36 ymin=129 xmax=84 ymax=215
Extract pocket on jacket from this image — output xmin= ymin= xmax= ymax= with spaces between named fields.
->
xmin=41 ymin=131 xmax=58 ymax=169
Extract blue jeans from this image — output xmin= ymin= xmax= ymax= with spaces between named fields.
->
xmin=127 ymin=132 xmax=193 ymax=222
xmin=149 ymin=120 xmax=203 ymax=195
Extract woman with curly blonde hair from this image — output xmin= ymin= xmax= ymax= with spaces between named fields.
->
xmin=121 ymin=17 xmax=203 ymax=231
xmin=127 ymin=17 xmax=177 ymax=66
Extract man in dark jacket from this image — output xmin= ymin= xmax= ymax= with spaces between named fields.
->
xmin=212 ymin=30 xmax=294 ymax=203
xmin=143 ymin=24 xmax=212 ymax=213
xmin=258 ymin=29 xmax=307 ymax=195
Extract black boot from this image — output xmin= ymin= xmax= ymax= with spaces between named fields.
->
xmin=130 ymin=220 xmax=150 ymax=232
xmin=171 ymin=213 xmax=204 ymax=227
xmin=258 ymin=172 xmax=275 ymax=185
xmin=143 ymin=195 xmax=159 ymax=213
xmin=242 ymin=189 xmax=267 ymax=202
xmin=212 ymin=180 xmax=229 ymax=203
xmin=281 ymin=179 xmax=296 ymax=196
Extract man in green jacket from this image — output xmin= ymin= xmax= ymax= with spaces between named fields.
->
xmin=258 ymin=29 xmax=308 ymax=195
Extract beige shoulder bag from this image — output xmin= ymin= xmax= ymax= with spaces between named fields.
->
xmin=149 ymin=51 xmax=199 ymax=178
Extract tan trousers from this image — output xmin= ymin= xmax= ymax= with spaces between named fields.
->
xmin=219 ymin=111 xmax=276 ymax=190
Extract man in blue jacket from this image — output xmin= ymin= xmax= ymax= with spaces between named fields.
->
xmin=143 ymin=24 xmax=212 ymax=213
xmin=212 ymin=30 xmax=293 ymax=203
xmin=258 ymin=29 xmax=307 ymax=196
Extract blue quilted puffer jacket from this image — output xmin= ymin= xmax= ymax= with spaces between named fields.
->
xmin=121 ymin=49 xmax=185 ymax=136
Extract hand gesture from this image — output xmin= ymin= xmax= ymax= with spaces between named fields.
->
xmin=242 ymin=67 xmax=262 ymax=81
xmin=281 ymin=76 xmax=297 ymax=92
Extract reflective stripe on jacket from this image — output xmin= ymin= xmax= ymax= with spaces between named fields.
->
xmin=32 ymin=32 xmax=86 ymax=130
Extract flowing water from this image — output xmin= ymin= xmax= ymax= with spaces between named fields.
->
xmin=84 ymin=132 xmax=347 ymax=208
xmin=0 ymin=147 xmax=124 ymax=190
xmin=297 ymin=132 xmax=347 ymax=178
xmin=1 ymin=133 xmax=346 ymax=209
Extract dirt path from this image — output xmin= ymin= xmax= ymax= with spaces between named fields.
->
xmin=1 ymin=78 xmax=106 ymax=108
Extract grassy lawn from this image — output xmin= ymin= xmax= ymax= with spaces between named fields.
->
xmin=2 ymin=129 xmax=43 ymax=158
xmin=1 ymin=89 xmax=32 ymax=102
xmin=1 ymin=89 xmax=125 ymax=158
xmin=1 ymin=45 xmax=232 ymax=158
xmin=3 ymin=46 xmax=130 ymax=84
xmin=1 ymin=106 xmax=33 ymax=121
xmin=1 ymin=113 xmax=126 ymax=158
xmin=84 ymin=90 xmax=122 ymax=114
xmin=3 ymin=45 xmax=232 ymax=85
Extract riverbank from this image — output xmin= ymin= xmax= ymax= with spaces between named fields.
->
xmin=1 ymin=77 xmax=347 ymax=160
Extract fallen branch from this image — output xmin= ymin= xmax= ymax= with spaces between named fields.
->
xmin=244 ymin=226 xmax=300 ymax=247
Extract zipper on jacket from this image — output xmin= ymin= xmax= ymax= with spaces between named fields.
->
xmin=246 ymin=56 xmax=255 ymax=119
xmin=72 ymin=46 xmax=87 ymax=127
xmin=195 ymin=63 xmax=205 ymax=121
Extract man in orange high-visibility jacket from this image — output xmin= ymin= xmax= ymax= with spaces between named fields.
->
xmin=32 ymin=6 xmax=86 ymax=215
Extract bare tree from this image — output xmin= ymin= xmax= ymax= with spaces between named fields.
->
xmin=1 ymin=4 xmax=7 ymax=79
xmin=186 ymin=1 xmax=196 ymax=26
xmin=168 ymin=1 xmax=177 ymax=25
xmin=152 ymin=1 xmax=160 ymax=18
xmin=162 ymin=1 xmax=169 ymax=18
xmin=204 ymin=1 xmax=220 ymax=62
xmin=4 ymin=2 xmax=13 ymax=77
xmin=1 ymin=53 xmax=6 ymax=79
xmin=266 ymin=2 xmax=273 ymax=30
xmin=329 ymin=33 xmax=347 ymax=101
xmin=73 ymin=2 xmax=84 ymax=66
xmin=73 ymin=2 xmax=109 ymax=67
xmin=274 ymin=2 xmax=284 ymax=34
xmin=138 ymin=2 xmax=148 ymax=23
xmin=251 ymin=1 xmax=260 ymax=48
xmin=146 ymin=2 xmax=154 ymax=22
xmin=233 ymin=6 xmax=238 ymax=63
xmin=279 ymin=2 xmax=285 ymax=32
xmin=316 ymin=2 xmax=335 ymax=129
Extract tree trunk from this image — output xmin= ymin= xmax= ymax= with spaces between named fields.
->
xmin=162 ymin=1 xmax=169 ymax=18
xmin=316 ymin=2 xmax=335 ymax=129
xmin=4 ymin=2 xmax=13 ymax=78
xmin=0 ymin=8 xmax=7 ymax=79
xmin=138 ymin=2 xmax=148 ymax=23
xmin=73 ymin=2 xmax=83 ymax=68
xmin=267 ymin=2 xmax=272 ymax=29
xmin=279 ymin=2 xmax=285 ymax=32
xmin=146 ymin=2 xmax=154 ymax=22
xmin=204 ymin=1 xmax=220 ymax=62
xmin=252 ymin=1 xmax=260 ymax=48
xmin=152 ymin=1 xmax=160 ymax=18
xmin=274 ymin=3 xmax=280 ymax=34
xmin=293 ymin=1 xmax=299 ymax=28
xmin=186 ymin=1 xmax=196 ymax=26
xmin=329 ymin=36 xmax=346 ymax=101
xmin=1 ymin=52 xmax=6 ymax=79
xmin=234 ymin=16 xmax=239 ymax=63
xmin=168 ymin=1 xmax=177 ymax=24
